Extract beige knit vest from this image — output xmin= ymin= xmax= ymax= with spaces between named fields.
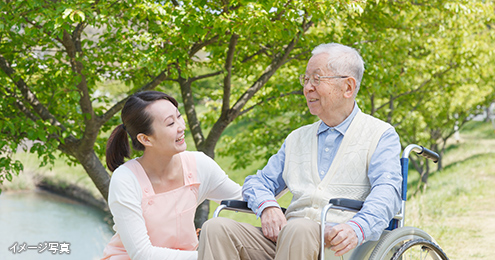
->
xmin=282 ymin=111 xmax=392 ymax=224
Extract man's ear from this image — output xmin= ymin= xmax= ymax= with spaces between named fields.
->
xmin=343 ymin=77 xmax=357 ymax=99
xmin=137 ymin=133 xmax=153 ymax=148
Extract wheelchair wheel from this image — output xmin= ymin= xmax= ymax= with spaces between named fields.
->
xmin=368 ymin=226 xmax=446 ymax=260
xmin=391 ymin=238 xmax=448 ymax=260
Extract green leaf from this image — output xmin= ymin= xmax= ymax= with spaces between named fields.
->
xmin=6 ymin=172 xmax=12 ymax=182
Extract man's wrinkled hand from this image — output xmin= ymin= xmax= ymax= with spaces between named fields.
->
xmin=324 ymin=223 xmax=358 ymax=256
xmin=260 ymin=207 xmax=287 ymax=243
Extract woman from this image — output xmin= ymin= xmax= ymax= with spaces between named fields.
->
xmin=102 ymin=91 xmax=242 ymax=259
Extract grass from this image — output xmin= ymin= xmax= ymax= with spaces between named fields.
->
xmin=404 ymin=120 xmax=495 ymax=259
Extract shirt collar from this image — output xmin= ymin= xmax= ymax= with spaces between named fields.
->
xmin=317 ymin=102 xmax=360 ymax=136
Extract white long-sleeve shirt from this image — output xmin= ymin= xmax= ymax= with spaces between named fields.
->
xmin=105 ymin=151 xmax=242 ymax=260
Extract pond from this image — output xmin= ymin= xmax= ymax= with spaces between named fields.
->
xmin=0 ymin=190 xmax=113 ymax=260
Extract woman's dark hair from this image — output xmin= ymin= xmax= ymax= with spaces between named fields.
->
xmin=106 ymin=91 xmax=179 ymax=172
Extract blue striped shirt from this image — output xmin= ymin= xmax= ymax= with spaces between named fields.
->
xmin=242 ymin=104 xmax=402 ymax=245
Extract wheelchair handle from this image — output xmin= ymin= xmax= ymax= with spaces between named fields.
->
xmin=402 ymin=144 xmax=439 ymax=163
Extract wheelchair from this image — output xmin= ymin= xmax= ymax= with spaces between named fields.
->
xmin=212 ymin=144 xmax=449 ymax=260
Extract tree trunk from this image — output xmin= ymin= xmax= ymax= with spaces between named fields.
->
xmin=421 ymin=159 xmax=430 ymax=184
xmin=438 ymin=140 xmax=447 ymax=171
xmin=486 ymin=106 xmax=491 ymax=123
xmin=193 ymin=137 xmax=220 ymax=229
xmin=194 ymin=200 xmax=210 ymax=229
xmin=76 ymin=149 xmax=111 ymax=200
xmin=421 ymin=160 xmax=430 ymax=193
xmin=409 ymin=155 xmax=423 ymax=176
xmin=436 ymin=152 xmax=443 ymax=171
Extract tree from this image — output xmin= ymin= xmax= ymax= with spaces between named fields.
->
xmin=220 ymin=0 xmax=495 ymax=192
xmin=350 ymin=0 xmax=495 ymax=189
xmin=0 ymin=0 xmax=367 ymax=226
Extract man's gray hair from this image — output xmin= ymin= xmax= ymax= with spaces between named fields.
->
xmin=312 ymin=43 xmax=365 ymax=97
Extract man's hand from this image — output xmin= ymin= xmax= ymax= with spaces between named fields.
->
xmin=324 ymin=223 xmax=358 ymax=256
xmin=260 ymin=206 xmax=287 ymax=242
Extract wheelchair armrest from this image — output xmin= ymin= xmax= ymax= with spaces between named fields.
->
xmin=217 ymin=200 xmax=254 ymax=215
xmin=221 ymin=200 xmax=250 ymax=210
xmin=213 ymin=200 xmax=287 ymax=218
xmin=221 ymin=200 xmax=287 ymax=213
xmin=218 ymin=198 xmax=363 ymax=217
xmin=329 ymin=198 xmax=364 ymax=211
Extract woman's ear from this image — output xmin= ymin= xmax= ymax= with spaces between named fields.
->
xmin=136 ymin=133 xmax=153 ymax=148
xmin=343 ymin=77 xmax=357 ymax=99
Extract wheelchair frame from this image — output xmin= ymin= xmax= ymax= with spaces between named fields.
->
xmin=213 ymin=144 xmax=449 ymax=260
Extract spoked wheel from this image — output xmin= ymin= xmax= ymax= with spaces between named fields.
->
xmin=391 ymin=238 xmax=448 ymax=260
xmin=368 ymin=227 xmax=447 ymax=260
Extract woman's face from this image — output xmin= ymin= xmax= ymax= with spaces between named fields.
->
xmin=144 ymin=99 xmax=187 ymax=155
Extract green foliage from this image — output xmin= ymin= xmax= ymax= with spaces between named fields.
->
xmin=219 ymin=0 xmax=495 ymax=175
xmin=217 ymin=71 xmax=312 ymax=169
xmin=0 ymin=0 xmax=494 ymax=194
xmin=350 ymin=0 xmax=495 ymax=150
xmin=0 ymin=0 xmax=369 ymax=195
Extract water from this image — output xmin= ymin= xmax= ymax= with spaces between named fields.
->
xmin=0 ymin=190 xmax=114 ymax=260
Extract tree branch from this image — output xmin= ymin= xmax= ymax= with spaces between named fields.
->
xmin=0 ymin=54 xmax=67 ymax=133
xmin=189 ymin=70 xmax=223 ymax=82
xmin=3 ymin=88 xmax=40 ymax=122
xmin=62 ymin=28 xmax=93 ymax=117
xmin=279 ymin=49 xmax=312 ymax=69
xmin=23 ymin=17 xmax=63 ymax=43
xmin=222 ymin=33 xmax=239 ymax=114
xmin=392 ymin=91 xmax=427 ymax=128
xmin=271 ymin=0 xmax=292 ymax=21
xmin=230 ymin=20 xmax=313 ymax=114
xmin=188 ymin=34 xmax=220 ymax=59
xmin=98 ymin=69 xmax=173 ymax=126
xmin=60 ymin=24 xmax=102 ymax=155
xmin=241 ymin=46 xmax=269 ymax=64
xmin=239 ymin=89 xmax=303 ymax=116
xmin=373 ymin=61 xmax=460 ymax=113
xmin=201 ymin=17 xmax=314 ymax=156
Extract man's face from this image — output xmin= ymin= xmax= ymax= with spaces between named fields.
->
xmin=303 ymin=53 xmax=346 ymax=122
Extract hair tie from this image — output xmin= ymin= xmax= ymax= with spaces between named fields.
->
xmin=122 ymin=124 xmax=129 ymax=134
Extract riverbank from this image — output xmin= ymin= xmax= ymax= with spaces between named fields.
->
xmin=1 ymin=154 xmax=111 ymax=223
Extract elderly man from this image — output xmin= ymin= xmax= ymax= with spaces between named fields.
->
xmin=198 ymin=43 xmax=402 ymax=260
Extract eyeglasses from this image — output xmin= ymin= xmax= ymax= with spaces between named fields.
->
xmin=299 ymin=74 xmax=349 ymax=87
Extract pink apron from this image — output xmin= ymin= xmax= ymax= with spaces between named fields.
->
xmin=102 ymin=152 xmax=200 ymax=259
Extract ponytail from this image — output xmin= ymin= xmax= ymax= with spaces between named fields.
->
xmin=105 ymin=91 xmax=179 ymax=172
xmin=106 ymin=124 xmax=131 ymax=172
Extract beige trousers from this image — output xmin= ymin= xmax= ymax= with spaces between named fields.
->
xmin=198 ymin=217 xmax=321 ymax=260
